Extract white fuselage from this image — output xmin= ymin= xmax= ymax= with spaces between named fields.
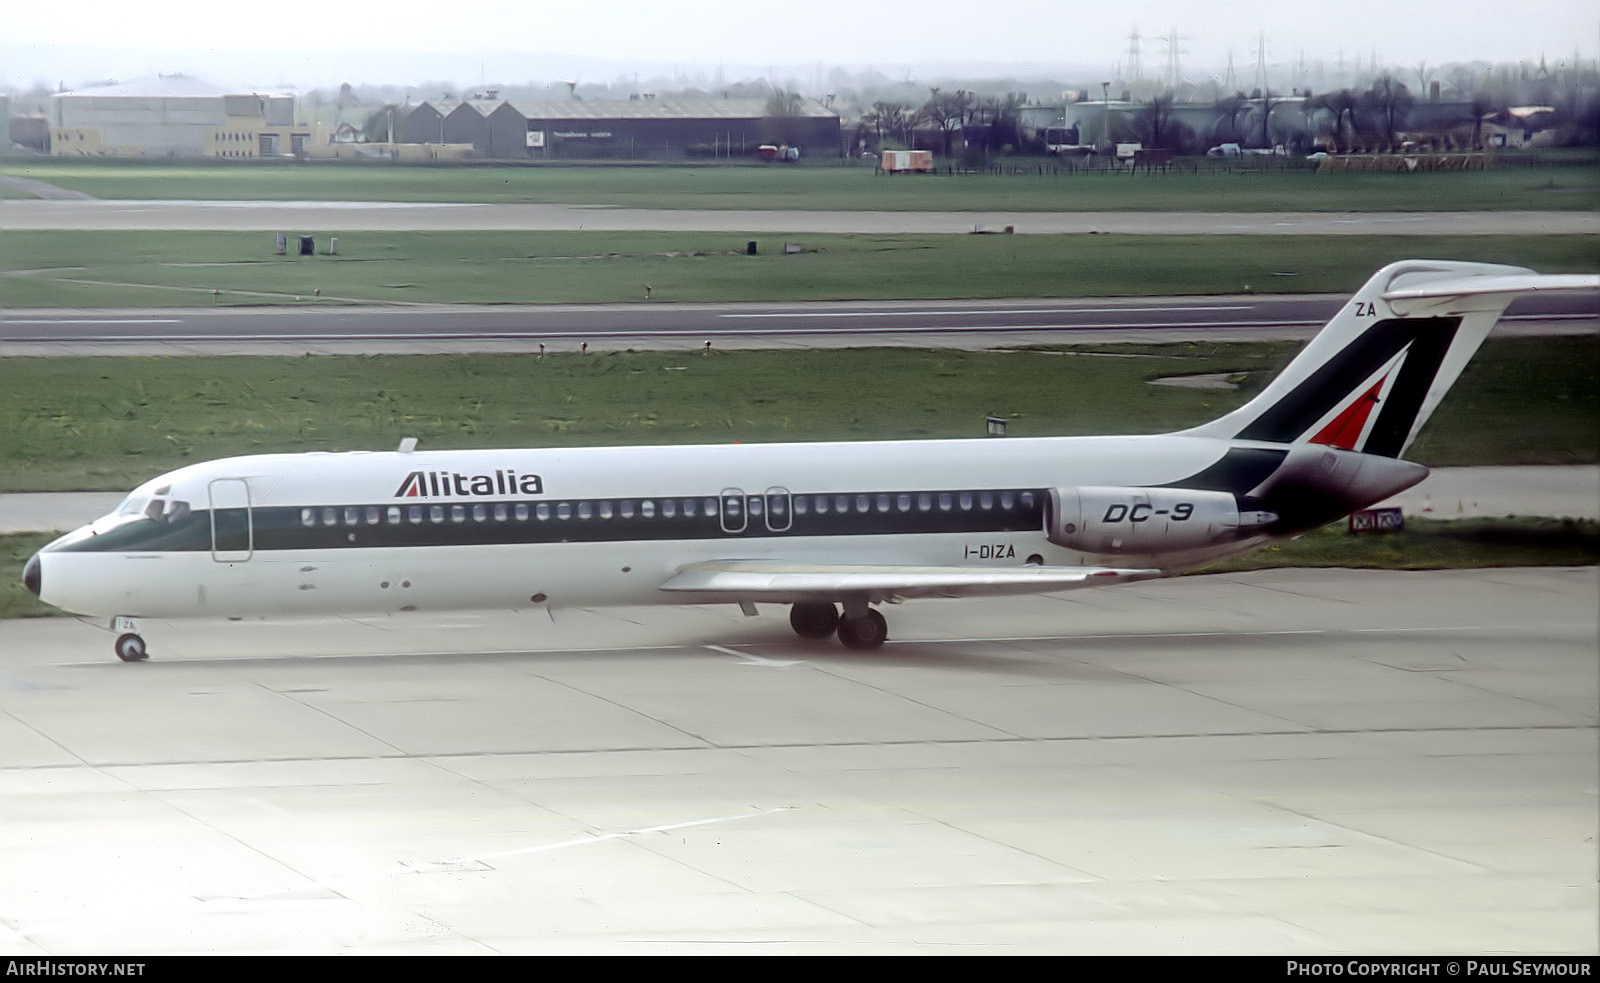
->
xmin=34 ymin=432 xmax=1309 ymax=621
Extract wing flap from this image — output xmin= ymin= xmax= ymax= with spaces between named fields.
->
xmin=659 ymin=559 xmax=1162 ymax=603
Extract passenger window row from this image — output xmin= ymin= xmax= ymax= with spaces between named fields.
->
xmin=297 ymin=490 xmax=1037 ymax=529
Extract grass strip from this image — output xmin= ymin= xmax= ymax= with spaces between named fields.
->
xmin=1 ymin=337 xmax=1593 ymax=493
xmin=4 ymin=160 xmax=1596 ymax=212
xmin=2 ymin=532 xmax=55 ymax=618
xmin=2 ymin=231 xmax=1595 ymax=308
xmin=1203 ymin=517 xmax=1600 ymax=572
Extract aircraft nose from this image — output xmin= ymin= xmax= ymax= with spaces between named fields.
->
xmin=23 ymin=553 xmax=41 ymax=598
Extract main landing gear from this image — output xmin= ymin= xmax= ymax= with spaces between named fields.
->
xmin=788 ymin=601 xmax=888 ymax=651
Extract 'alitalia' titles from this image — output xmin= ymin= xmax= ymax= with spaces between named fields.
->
xmin=394 ymin=469 xmax=545 ymax=499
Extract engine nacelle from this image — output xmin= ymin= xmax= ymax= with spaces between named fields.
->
xmin=1048 ymin=486 xmax=1276 ymax=554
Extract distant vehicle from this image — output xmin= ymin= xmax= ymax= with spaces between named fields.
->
xmin=1042 ymin=126 xmax=1091 ymax=156
xmin=24 ymin=262 xmax=1598 ymax=661
xmin=879 ymin=149 xmax=933 ymax=173
xmin=1211 ymin=144 xmax=1290 ymax=158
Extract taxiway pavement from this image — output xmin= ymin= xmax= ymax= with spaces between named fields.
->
xmin=4 ymin=199 xmax=1597 ymax=236
xmin=0 ymin=566 xmax=1593 ymax=954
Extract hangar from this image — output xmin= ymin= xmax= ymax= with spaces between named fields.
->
xmin=48 ymin=74 xmax=304 ymax=158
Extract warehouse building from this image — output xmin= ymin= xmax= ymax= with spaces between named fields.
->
xmin=393 ymin=96 xmax=500 ymax=147
xmin=49 ymin=74 xmax=304 ymax=158
xmin=428 ymin=97 xmax=841 ymax=159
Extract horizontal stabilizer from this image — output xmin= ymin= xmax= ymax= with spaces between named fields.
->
xmin=660 ymin=559 xmax=1161 ymax=603
xmin=1383 ymin=272 xmax=1599 ymax=316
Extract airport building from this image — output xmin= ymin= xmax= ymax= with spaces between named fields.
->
xmin=392 ymin=97 xmax=500 ymax=147
xmin=405 ymin=97 xmax=842 ymax=159
xmin=48 ymin=74 xmax=305 ymax=158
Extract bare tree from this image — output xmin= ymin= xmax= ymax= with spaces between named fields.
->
xmin=871 ymin=100 xmax=912 ymax=148
xmin=1360 ymin=73 xmax=1414 ymax=150
xmin=1135 ymin=91 xmax=1178 ymax=149
xmin=1470 ymin=91 xmax=1500 ymax=150
xmin=763 ymin=89 xmax=808 ymax=147
xmin=1252 ymin=89 xmax=1285 ymax=149
xmin=1308 ymin=89 xmax=1358 ymax=151
xmin=919 ymin=87 xmax=974 ymax=156
xmin=1213 ymin=91 xmax=1251 ymax=144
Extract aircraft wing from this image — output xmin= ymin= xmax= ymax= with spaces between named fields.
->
xmin=658 ymin=559 xmax=1163 ymax=604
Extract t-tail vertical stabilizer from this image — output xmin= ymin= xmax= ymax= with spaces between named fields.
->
xmin=1184 ymin=261 xmax=1599 ymax=458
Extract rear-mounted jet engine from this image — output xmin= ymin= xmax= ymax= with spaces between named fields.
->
xmin=1047 ymin=486 xmax=1276 ymax=554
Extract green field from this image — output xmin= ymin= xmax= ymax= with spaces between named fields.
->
xmin=1202 ymin=517 xmax=1600 ymax=573
xmin=4 ymin=159 xmax=1597 ymax=212
xmin=3 ymin=230 xmax=1595 ymax=307
xmin=2 ymin=337 xmax=1593 ymax=493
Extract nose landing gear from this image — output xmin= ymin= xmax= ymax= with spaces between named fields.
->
xmin=114 ymin=633 xmax=149 ymax=662
xmin=109 ymin=617 xmax=148 ymax=662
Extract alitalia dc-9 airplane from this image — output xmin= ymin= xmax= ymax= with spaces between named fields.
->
xmin=23 ymin=261 xmax=1599 ymax=662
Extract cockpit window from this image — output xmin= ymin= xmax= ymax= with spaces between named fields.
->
xmin=117 ymin=487 xmax=192 ymax=524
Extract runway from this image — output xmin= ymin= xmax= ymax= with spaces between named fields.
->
xmin=2 ymin=292 xmax=1594 ymax=356
xmin=0 ymin=566 xmax=1594 ymax=954
xmin=4 ymin=198 xmax=1597 ymax=235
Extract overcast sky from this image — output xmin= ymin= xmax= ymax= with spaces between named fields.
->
xmin=4 ymin=0 xmax=1594 ymax=91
